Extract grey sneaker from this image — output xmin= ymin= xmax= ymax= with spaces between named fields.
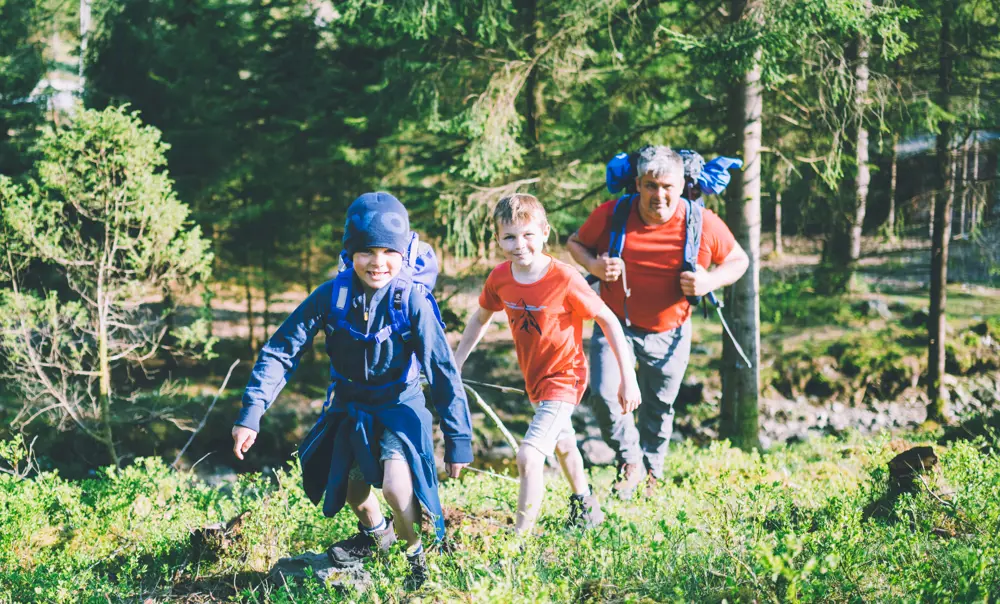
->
xmin=326 ymin=517 xmax=397 ymax=568
xmin=612 ymin=463 xmax=643 ymax=501
xmin=567 ymin=491 xmax=605 ymax=529
xmin=403 ymin=549 xmax=427 ymax=590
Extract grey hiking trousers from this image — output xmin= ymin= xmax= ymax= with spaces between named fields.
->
xmin=588 ymin=318 xmax=692 ymax=479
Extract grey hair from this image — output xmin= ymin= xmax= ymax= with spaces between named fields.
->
xmin=635 ymin=145 xmax=684 ymax=180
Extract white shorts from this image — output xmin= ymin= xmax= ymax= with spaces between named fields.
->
xmin=522 ymin=400 xmax=577 ymax=457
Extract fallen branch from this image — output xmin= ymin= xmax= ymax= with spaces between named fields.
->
xmin=463 ymin=383 xmax=519 ymax=454
xmin=463 ymin=379 xmax=526 ymax=395
xmin=172 ymin=360 xmax=239 ymax=469
xmin=463 ymin=466 xmax=519 ymax=484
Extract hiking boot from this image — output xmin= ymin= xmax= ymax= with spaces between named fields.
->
xmin=612 ymin=463 xmax=643 ymax=501
xmin=644 ymin=470 xmax=659 ymax=499
xmin=403 ymin=549 xmax=428 ymax=590
xmin=567 ymin=491 xmax=606 ymax=529
xmin=326 ymin=517 xmax=397 ymax=568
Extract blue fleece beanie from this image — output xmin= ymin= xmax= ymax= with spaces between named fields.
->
xmin=342 ymin=192 xmax=411 ymax=257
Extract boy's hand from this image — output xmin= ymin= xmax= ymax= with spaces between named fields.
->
xmin=618 ymin=377 xmax=641 ymax=415
xmin=232 ymin=426 xmax=258 ymax=460
xmin=445 ymin=462 xmax=468 ymax=479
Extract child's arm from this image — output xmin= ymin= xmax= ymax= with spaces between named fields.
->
xmin=411 ymin=291 xmax=475 ymax=477
xmin=453 ymin=305 xmax=498 ymax=373
xmin=593 ymin=305 xmax=642 ymax=414
xmin=232 ymin=281 xmax=332 ymax=459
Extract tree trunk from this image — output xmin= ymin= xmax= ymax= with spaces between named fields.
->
xmin=523 ymin=0 xmax=544 ymax=148
xmin=818 ymin=11 xmax=869 ymax=294
xmin=262 ymin=249 xmax=272 ymax=337
xmin=97 ymin=281 xmax=119 ymax=465
xmin=927 ymin=0 xmax=954 ymax=423
xmin=887 ymin=133 xmax=898 ymax=238
xmin=162 ymin=288 xmax=178 ymax=370
xmin=720 ymin=0 xmax=761 ymax=451
xmin=970 ymin=132 xmax=980 ymax=231
xmin=848 ymin=9 xmax=871 ymax=265
xmin=774 ymin=190 xmax=783 ymax=255
xmin=244 ymin=263 xmax=257 ymax=353
xmin=959 ymin=135 xmax=970 ymax=237
xmin=79 ymin=0 xmax=91 ymax=83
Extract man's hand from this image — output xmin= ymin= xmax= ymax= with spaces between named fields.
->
xmin=618 ymin=376 xmax=641 ymax=415
xmin=680 ymin=265 xmax=715 ymax=297
xmin=590 ymin=253 xmax=625 ymax=282
xmin=232 ymin=426 xmax=257 ymax=460
xmin=445 ymin=462 xmax=468 ymax=479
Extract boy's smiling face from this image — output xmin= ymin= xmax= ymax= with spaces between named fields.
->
xmin=496 ymin=218 xmax=549 ymax=269
xmin=353 ymin=247 xmax=403 ymax=294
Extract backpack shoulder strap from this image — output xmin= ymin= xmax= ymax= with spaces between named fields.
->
xmin=683 ymin=197 xmax=705 ymax=306
xmin=607 ymin=193 xmax=635 ymax=259
xmin=389 ymin=266 xmax=416 ymax=342
xmin=328 ymin=269 xmax=354 ymax=330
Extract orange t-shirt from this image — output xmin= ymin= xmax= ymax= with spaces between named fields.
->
xmin=575 ymin=198 xmax=737 ymax=333
xmin=479 ymin=258 xmax=605 ymax=405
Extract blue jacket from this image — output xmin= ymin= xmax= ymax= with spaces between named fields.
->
xmin=236 ymin=273 xmax=473 ymax=540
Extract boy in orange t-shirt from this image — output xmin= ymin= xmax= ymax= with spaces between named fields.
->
xmin=455 ymin=194 xmax=640 ymax=534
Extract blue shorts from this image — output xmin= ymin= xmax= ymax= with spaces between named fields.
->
xmin=348 ymin=429 xmax=406 ymax=482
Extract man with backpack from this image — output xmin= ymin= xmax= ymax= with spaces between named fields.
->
xmin=567 ymin=146 xmax=749 ymax=499
xmin=231 ymin=192 xmax=473 ymax=589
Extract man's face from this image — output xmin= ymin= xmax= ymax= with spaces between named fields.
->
xmin=496 ymin=218 xmax=550 ymax=269
xmin=635 ymin=169 xmax=685 ymax=225
xmin=352 ymin=247 xmax=403 ymax=294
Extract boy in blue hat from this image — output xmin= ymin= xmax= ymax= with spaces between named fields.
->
xmin=232 ymin=192 xmax=473 ymax=589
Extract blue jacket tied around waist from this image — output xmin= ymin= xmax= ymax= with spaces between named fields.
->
xmin=236 ymin=274 xmax=473 ymax=540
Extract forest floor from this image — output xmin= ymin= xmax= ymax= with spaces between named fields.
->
xmin=2 ymin=234 xmax=999 ymax=602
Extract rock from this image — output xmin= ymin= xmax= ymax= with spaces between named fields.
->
xmin=855 ymin=299 xmax=893 ymax=320
xmin=269 ymin=552 xmax=372 ymax=591
xmin=580 ymin=438 xmax=615 ymax=466
xmin=888 ymin=301 xmax=911 ymax=314
xmin=864 ymin=446 xmax=939 ymax=521
xmin=675 ymin=382 xmax=704 ymax=412
xmin=190 ymin=511 xmax=251 ymax=560
xmin=887 ymin=446 xmax=938 ymax=493
xmin=489 ymin=443 xmax=516 ymax=461
xmin=905 ymin=309 xmax=930 ymax=328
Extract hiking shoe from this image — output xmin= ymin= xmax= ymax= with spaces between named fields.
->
xmin=612 ymin=463 xmax=643 ymax=501
xmin=404 ymin=550 xmax=428 ymax=590
xmin=326 ymin=517 xmax=397 ymax=568
xmin=567 ymin=491 xmax=606 ymax=529
xmin=644 ymin=470 xmax=659 ymax=499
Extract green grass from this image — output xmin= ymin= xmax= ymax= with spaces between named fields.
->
xmin=2 ymin=433 xmax=998 ymax=602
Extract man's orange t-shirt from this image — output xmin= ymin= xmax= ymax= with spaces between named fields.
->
xmin=479 ymin=258 xmax=605 ymax=405
xmin=575 ymin=199 xmax=737 ymax=333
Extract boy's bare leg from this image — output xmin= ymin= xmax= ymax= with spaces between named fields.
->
xmin=381 ymin=459 xmax=422 ymax=549
xmin=346 ymin=477 xmax=385 ymax=529
xmin=554 ymin=436 xmax=589 ymax=495
xmin=515 ymin=445 xmax=546 ymax=533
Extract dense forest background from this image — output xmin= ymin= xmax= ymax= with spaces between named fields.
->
xmin=2 ymin=0 xmax=1000 ymax=601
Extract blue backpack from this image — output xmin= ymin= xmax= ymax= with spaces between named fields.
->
xmin=594 ymin=149 xmax=743 ymax=325
xmin=326 ymin=232 xmax=442 ymax=390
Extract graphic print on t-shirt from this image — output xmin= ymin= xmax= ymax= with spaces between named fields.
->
xmin=503 ymin=298 xmax=544 ymax=335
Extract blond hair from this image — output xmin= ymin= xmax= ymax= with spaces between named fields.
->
xmin=492 ymin=193 xmax=549 ymax=230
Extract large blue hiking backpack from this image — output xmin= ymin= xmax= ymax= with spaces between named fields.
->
xmin=325 ymin=232 xmax=442 ymax=392
xmin=592 ymin=149 xmax=743 ymax=326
